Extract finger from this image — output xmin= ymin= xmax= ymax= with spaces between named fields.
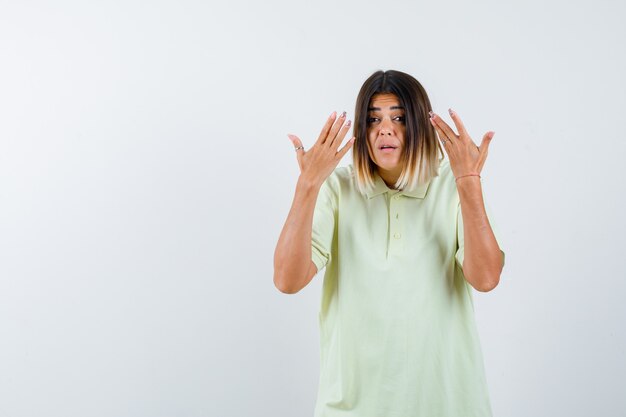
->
xmin=316 ymin=111 xmax=337 ymax=145
xmin=430 ymin=112 xmax=458 ymax=144
xmin=324 ymin=111 xmax=348 ymax=147
xmin=329 ymin=119 xmax=352 ymax=149
xmin=287 ymin=134 xmax=305 ymax=152
xmin=478 ymin=131 xmax=494 ymax=153
xmin=336 ymin=136 xmax=356 ymax=159
xmin=448 ymin=108 xmax=469 ymax=138
xmin=477 ymin=131 xmax=494 ymax=171
xmin=429 ymin=118 xmax=452 ymax=151
xmin=288 ymin=134 xmax=305 ymax=168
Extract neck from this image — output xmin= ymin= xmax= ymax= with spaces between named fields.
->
xmin=377 ymin=167 xmax=401 ymax=189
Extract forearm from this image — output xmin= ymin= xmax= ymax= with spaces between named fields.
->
xmin=273 ymin=177 xmax=321 ymax=293
xmin=456 ymin=177 xmax=504 ymax=292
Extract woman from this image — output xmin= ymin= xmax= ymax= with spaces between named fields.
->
xmin=274 ymin=70 xmax=505 ymax=417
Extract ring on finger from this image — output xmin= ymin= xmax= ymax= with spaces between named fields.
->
xmin=294 ymin=146 xmax=304 ymax=151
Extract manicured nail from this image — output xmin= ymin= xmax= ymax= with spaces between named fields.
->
xmin=448 ymin=108 xmax=454 ymax=115
xmin=340 ymin=111 xmax=346 ymax=118
xmin=428 ymin=111 xmax=434 ymax=117
xmin=345 ymin=120 xmax=352 ymax=127
xmin=330 ymin=111 xmax=336 ymax=118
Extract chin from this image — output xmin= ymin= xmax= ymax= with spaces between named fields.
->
xmin=374 ymin=160 xmax=401 ymax=172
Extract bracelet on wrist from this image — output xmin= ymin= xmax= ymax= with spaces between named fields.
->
xmin=455 ymin=173 xmax=481 ymax=182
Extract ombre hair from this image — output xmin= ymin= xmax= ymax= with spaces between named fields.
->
xmin=353 ymin=70 xmax=443 ymax=195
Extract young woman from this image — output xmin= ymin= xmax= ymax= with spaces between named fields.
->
xmin=274 ymin=70 xmax=505 ymax=417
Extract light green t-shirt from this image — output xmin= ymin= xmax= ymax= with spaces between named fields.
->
xmin=311 ymin=160 xmax=505 ymax=417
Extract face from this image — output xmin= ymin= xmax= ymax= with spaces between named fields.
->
xmin=366 ymin=93 xmax=406 ymax=178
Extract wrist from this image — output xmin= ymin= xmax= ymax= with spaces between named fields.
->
xmin=297 ymin=175 xmax=322 ymax=192
xmin=455 ymin=175 xmax=482 ymax=195
xmin=455 ymin=172 xmax=480 ymax=182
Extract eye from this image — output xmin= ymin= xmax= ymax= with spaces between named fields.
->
xmin=393 ymin=115 xmax=406 ymax=123
xmin=367 ymin=117 xmax=380 ymax=124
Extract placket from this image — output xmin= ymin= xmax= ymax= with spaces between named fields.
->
xmin=388 ymin=191 xmax=404 ymax=256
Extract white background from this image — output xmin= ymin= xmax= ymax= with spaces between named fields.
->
xmin=1 ymin=0 xmax=625 ymax=416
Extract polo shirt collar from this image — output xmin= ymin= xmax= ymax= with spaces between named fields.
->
xmin=365 ymin=171 xmax=431 ymax=199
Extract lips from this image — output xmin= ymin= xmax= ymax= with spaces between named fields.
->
xmin=379 ymin=144 xmax=398 ymax=149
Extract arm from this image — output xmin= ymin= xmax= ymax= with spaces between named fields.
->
xmin=273 ymin=178 xmax=321 ymax=294
xmin=273 ymin=110 xmax=354 ymax=294
xmin=428 ymin=107 xmax=504 ymax=292
xmin=456 ymin=177 xmax=504 ymax=292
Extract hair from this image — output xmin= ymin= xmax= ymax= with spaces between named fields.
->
xmin=353 ymin=70 xmax=443 ymax=195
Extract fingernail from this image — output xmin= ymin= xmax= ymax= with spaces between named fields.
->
xmin=340 ymin=111 xmax=346 ymax=118
xmin=345 ymin=120 xmax=352 ymax=127
xmin=428 ymin=111 xmax=434 ymax=118
xmin=330 ymin=111 xmax=337 ymax=118
xmin=448 ymin=108 xmax=454 ymax=116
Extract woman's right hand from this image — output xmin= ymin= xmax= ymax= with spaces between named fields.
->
xmin=287 ymin=111 xmax=355 ymax=188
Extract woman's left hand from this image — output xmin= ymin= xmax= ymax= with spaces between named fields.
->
xmin=429 ymin=108 xmax=494 ymax=179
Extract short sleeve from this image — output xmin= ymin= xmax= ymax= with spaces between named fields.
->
xmin=455 ymin=200 xmax=506 ymax=271
xmin=311 ymin=179 xmax=337 ymax=273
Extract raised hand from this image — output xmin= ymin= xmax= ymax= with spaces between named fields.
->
xmin=288 ymin=111 xmax=355 ymax=188
xmin=428 ymin=108 xmax=494 ymax=179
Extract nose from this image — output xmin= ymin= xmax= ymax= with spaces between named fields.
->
xmin=379 ymin=119 xmax=393 ymax=136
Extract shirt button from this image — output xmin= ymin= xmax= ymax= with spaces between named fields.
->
xmin=394 ymin=232 xmax=401 ymax=239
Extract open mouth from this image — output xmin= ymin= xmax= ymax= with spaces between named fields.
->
xmin=380 ymin=145 xmax=397 ymax=151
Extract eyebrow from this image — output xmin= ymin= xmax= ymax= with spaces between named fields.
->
xmin=368 ymin=106 xmax=405 ymax=111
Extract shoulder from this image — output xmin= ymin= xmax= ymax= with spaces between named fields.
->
xmin=423 ymin=158 xmax=461 ymax=206
xmin=317 ymin=165 xmax=355 ymax=209
xmin=430 ymin=158 xmax=457 ymax=190
xmin=335 ymin=164 xmax=354 ymax=185
xmin=437 ymin=158 xmax=454 ymax=182
xmin=323 ymin=164 xmax=354 ymax=192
